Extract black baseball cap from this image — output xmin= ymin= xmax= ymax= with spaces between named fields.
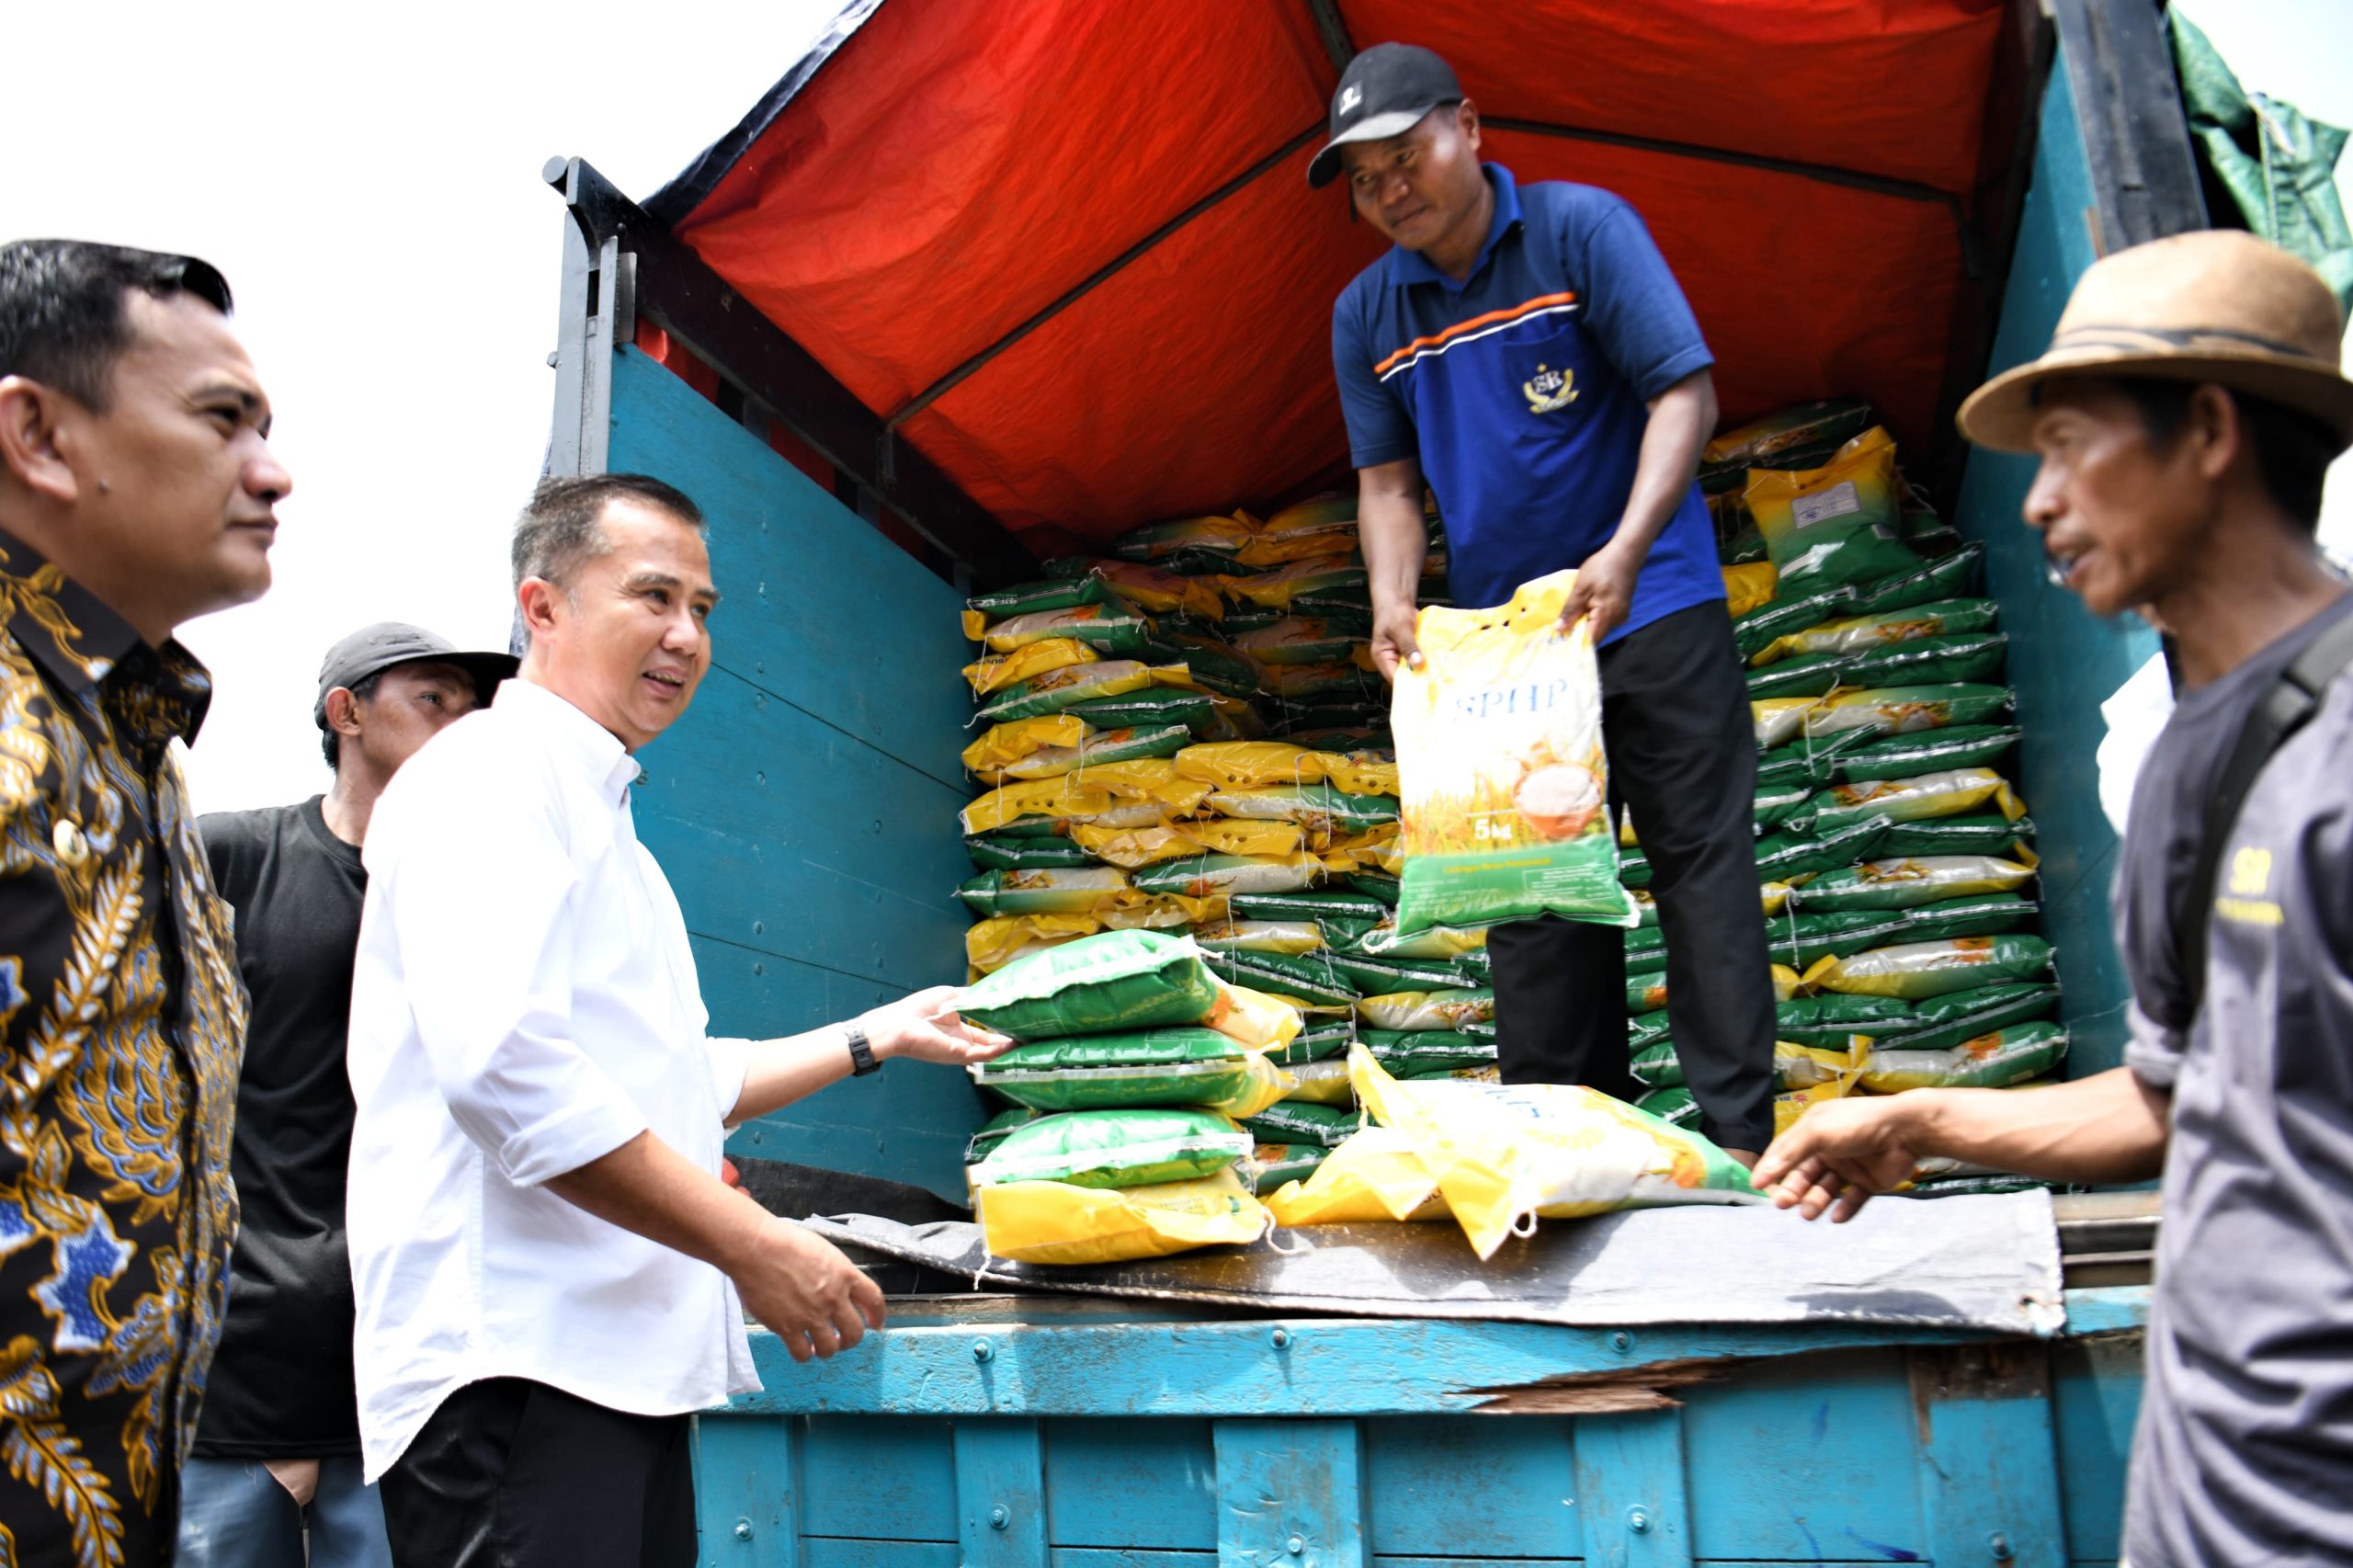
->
xmin=313 ymin=621 xmax=517 ymax=729
xmin=1307 ymin=43 xmax=1465 ymax=190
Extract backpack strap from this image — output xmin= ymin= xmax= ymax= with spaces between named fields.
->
xmin=2177 ymin=608 xmax=2353 ymax=1018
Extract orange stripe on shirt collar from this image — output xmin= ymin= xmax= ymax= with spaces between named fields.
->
xmin=1371 ymin=291 xmax=1580 ymax=377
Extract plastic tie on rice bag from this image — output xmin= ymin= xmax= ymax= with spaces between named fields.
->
xmin=1348 ymin=1044 xmax=1759 ymax=1260
xmin=1394 ymin=571 xmax=1638 ymax=937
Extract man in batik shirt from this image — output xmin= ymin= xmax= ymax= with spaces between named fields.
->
xmin=0 ymin=240 xmax=291 ymax=1566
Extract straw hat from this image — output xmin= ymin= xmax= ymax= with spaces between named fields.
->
xmin=1958 ymin=230 xmax=2353 ymax=454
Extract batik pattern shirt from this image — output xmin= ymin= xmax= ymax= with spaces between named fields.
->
xmin=0 ymin=529 xmax=244 ymax=1568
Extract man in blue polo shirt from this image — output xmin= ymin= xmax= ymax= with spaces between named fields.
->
xmin=1320 ymin=43 xmax=1775 ymax=1158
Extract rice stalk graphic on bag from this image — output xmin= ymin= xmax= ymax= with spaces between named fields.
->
xmin=1392 ymin=570 xmax=1639 ymax=937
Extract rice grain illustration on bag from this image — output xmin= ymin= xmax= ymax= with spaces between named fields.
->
xmin=1392 ymin=570 xmax=1638 ymax=937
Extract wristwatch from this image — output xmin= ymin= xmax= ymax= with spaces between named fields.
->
xmin=846 ymin=1025 xmax=881 ymax=1077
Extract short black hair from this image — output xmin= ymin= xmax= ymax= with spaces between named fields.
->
xmin=511 ymin=472 xmax=707 ymax=594
xmin=2109 ymin=377 xmax=2337 ymax=534
xmin=0 ymin=240 xmax=234 ymax=411
xmin=320 ymin=669 xmax=386 ymax=772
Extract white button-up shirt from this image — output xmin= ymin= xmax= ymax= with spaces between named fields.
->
xmin=346 ymin=678 xmax=759 ymax=1480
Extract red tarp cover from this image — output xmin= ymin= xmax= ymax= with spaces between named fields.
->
xmin=665 ymin=0 xmax=2010 ymax=544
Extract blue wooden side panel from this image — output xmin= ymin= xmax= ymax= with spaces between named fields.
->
xmin=2052 ymin=1338 xmax=2146 ymax=1566
xmin=1949 ymin=50 xmax=2163 ymax=1078
xmin=608 ymin=347 xmax=986 ymax=1197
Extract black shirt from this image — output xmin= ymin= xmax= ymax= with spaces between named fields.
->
xmin=191 ymin=796 xmax=368 ymax=1458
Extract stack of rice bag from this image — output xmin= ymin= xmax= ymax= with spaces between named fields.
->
xmin=1630 ymin=400 xmax=2066 ymax=1197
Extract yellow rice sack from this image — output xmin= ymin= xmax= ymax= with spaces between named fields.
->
xmin=1722 ymin=561 xmax=1780 ymax=618
xmin=967 ymin=914 xmax=1101 ymax=972
xmin=1266 ymin=1126 xmax=1451 ymax=1224
xmin=964 ymin=638 xmax=1098 ymax=697
xmin=978 ymin=1168 xmax=1270 ymax=1264
xmin=1174 ymin=741 xmax=1327 ymax=790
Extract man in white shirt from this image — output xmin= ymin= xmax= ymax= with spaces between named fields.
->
xmin=347 ymin=473 xmax=1009 ymax=1568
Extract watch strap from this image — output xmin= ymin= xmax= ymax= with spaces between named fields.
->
xmin=846 ymin=1025 xmax=881 ymax=1076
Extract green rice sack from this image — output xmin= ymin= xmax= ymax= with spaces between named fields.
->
xmin=1774 ymin=993 xmax=1916 ymax=1047
xmin=1745 ymin=651 xmax=1858 ymax=700
xmin=1635 ymin=1085 xmax=1703 ymax=1129
xmin=1802 ymin=767 xmax=2024 ymax=835
xmin=964 ymin=575 xmax=1113 ymax=632
xmin=1829 ymin=723 xmax=2023 ymax=778
xmin=1619 ymin=845 xmax=1654 ymax=889
xmin=1240 ymin=1099 xmax=1359 ymax=1149
xmin=1848 ymin=542 xmax=1985 ymax=615
xmin=1744 ymin=426 xmax=1921 ymax=594
xmin=1793 ymin=856 xmax=2037 ymax=912
xmin=1704 ymin=397 xmax=1878 ymax=473
xmin=1860 ymin=1021 xmax=2069 ymax=1092
xmin=1358 ymin=1028 xmax=1496 ymax=1077
xmin=970 ymin=1107 xmax=1253 ymax=1189
xmin=1733 ymin=585 xmax=1860 ymax=660
xmin=978 ymin=1028 xmax=1281 ymax=1113
xmin=1269 ymin=1017 xmax=1357 ymax=1066
xmin=1203 ymin=949 xmax=1361 ymax=1011
xmin=1347 ymin=870 xmax=1401 ymax=906
xmin=1456 ymin=1013 xmax=1499 ymax=1043
xmin=1630 ymin=975 xmax=1672 ymax=1016
xmin=1063 ymin=688 xmax=1220 ymax=735
xmin=1751 ymin=598 xmax=1999 ymax=665
xmin=966 ymin=1107 xmax=1040 ymax=1165
xmin=1146 ymin=636 xmax=1261 ymax=699
xmin=1230 ymin=888 xmax=1392 ymax=926
xmin=974 ymin=660 xmax=1191 ymax=724
xmin=958 ymin=867 xmax=1136 ymax=917
xmin=1208 ymin=783 xmax=1399 ymax=831
xmin=1357 ymin=988 xmax=1496 ymax=1032
xmin=1631 ymin=1040 xmax=1686 ymax=1089
xmin=1844 ymin=632 xmax=2009 ymax=688
xmin=1881 ymin=812 xmax=2036 ymax=858
xmin=1802 ymin=686 xmax=2016 ymax=740
xmin=960 ymin=930 xmax=1222 ymax=1039
xmin=984 ymin=724 xmax=1193 ymax=782
xmin=1902 ymin=892 xmax=2038 ymax=943
xmin=1754 ymin=781 xmax=1815 ymax=832
xmin=1755 ymin=728 xmax=1881 ymax=787
xmin=980 ymin=601 xmax=1155 ymax=657
xmin=1874 ymin=983 xmax=2062 ymax=1052
xmin=1803 ymin=936 xmax=2054 ymax=1000
xmin=1233 ymin=618 xmax=1363 ymax=665
xmin=1251 ymin=1142 xmax=1328 ymax=1195
xmin=1763 ymin=910 xmax=1915 ymax=969
xmin=1111 ymin=514 xmax=1256 ymax=563
xmin=1351 ymin=921 xmax=1489 ymax=960
xmin=1132 ymin=853 xmax=1324 ymax=899
xmin=965 ymin=832 xmax=1098 ymax=871
xmin=1190 ymin=918 xmax=1329 ymax=954
xmin=1907 ymin=1173 xmax=2052 ymax=1199
xmin=1323 ymin=949 xmax=1473 ymax=994
xmin=1753 ymin=816 xmax=1895 ymax=881
xmin=1221 ymin=604 xmax=1289 ymax=634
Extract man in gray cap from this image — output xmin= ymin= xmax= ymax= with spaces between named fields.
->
xmin=177 ymin=623 xmax=513 ymax=1568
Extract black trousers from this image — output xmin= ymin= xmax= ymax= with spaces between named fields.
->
xmin=1488 ymin=598 xmax=1779 ymax=1150
xmin=379 ymin=1379 xmax=694 ymax=1568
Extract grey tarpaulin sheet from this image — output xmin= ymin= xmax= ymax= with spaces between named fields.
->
xmin=805 ymin=1188 xmax=2068 ymax=1337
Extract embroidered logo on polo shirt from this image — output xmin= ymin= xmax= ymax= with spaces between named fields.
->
xmin=2216 ymin=845 xmax=2285 ymax=928
xmin=1523 ymin=363 xmax=1577 ymax=414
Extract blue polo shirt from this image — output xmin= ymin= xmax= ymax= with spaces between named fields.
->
xmin=1332 ymin=165 xmax=1722 ymax=640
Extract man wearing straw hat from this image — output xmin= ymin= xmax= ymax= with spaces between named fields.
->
xmin=1758 ymin=230 xmax=2353 ymax=1566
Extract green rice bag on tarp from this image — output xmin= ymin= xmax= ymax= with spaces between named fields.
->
xmin=1357 ymin=988 xmax=1495 ymax=1032
xmin=1208 ymin=783 xmax=1399 ymax=831
xmin=979 ymin=1028 xmax=1290 ymax=1115
xmin=1241 ymin=1100 xmax=1359 ymax=1149
xmin=960 ymin=930 xmax=1222 ymax=1040
xmin=1269 ymin=1017 xmax=1356 ymax=1067
xmin=980 ymin=601 xmax=1154 ymax=657
xmin=1763 ymin=909 xmax=1915 ymax=969
xmin=1803 ymin=686 xmax=2016 ymax=739
xmin=1828 ymin=722 xmax=2022 ymax=778
xmin=1793 ymin=856 xmax=2037 ymax=913
xmin=1202 ymin=949 xmax=1360 ymax=1011
xmin=1755 ymin=727 xmax=1880 ymax=787
xmin=1635 ymin=1085 xmax=1703 ymax=1129
xmin=970 ymin=1107 xmax=1253 ymax=1189
xmin=1753 ymin=816 xmax=1894 ymax=881
xmin=1802 ymin=767 xmax=2024 ymax=836
xmin=1752 ymin=598 xmax=2000 ymax=664
xmin=1844 ymin=631 xmax=2009 ymax=688
xmin=1323 ymin=949 xmax=1472 ymax=994
xmin=1131 ymin=853 xmax=1324 ymax=899
xmin=964 ymin=575 xmax=1112 ymax=633
xmin=1803 ymin=936 xmax=2054 ymax=1000
xmin=1881 ymin=812 xmax=2036 ymax=858
xmin=1774 ymin=993 xmax=1916 ymax=1048
xmin=1063 ymin=688 xmax=1220 ymax=735
xmin=1230 ymin=888 xmax=1391 ymax=928
xmin=1233 ymin=617 xmax=1362 ymax=665
xmin=958 ymin=867 xmax=1136 ymax=917
xmin=1733 ymin=585 xmax=1860 ymax=659
xmin=965 ymin=832 xmax=1098 ymax=871
xmin=1875 ymin=983 xmax=2062 ymax=1052
xmin=1630 ymin=1039 xmax=1686 ymax=1089
xmin=984 ymin=724 xmax=1194 ymax=782
xmin=1745 ymin=651 xmax=1858 ymax=699
xmin=1251 ymin=1142 xmax=1328 ymax=1195
xmin=1628 ymin=1010 xmax=1677 ymax=1051
xmin=1754 ymin=781 xmax=1814 ymax=832
xmin=965 ymin=1107 xmax=1040 ymax=1165
xmin=1745 ymin=427 xmax=1920 ymax=594
xmin=1861 ymin=1021 xmax=2069 ymax=1092
xmin=1358 ymin=1028 xmax=1495 ymax=1076
xmin=1848 ymin=542 xmax=1986 ymax=616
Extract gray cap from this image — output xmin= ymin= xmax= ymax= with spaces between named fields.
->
xmin=1307 ymin=43 xmax=1465 ymax=189
xmin=313 ymin=621 xmax=518 ymax=728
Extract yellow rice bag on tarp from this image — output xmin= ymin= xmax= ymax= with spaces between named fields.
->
xmin=1174 ymin=741 xmax=1326 ymax=790
xmin=1722 ymin=561 xmax=1780 ymax=618
xmin=1189 ymin=818 xmax=1308 ymax=858
xmin=1072 ymin=823 xmax=1211 ymax=869
xmin=978 ymin=1168 xmax=1269 ymax=1264
xmin=1394 ymin=571 xmax=1638 ymax=936
xmin=964 ymin=637 xmax=1098 ymax=697
xmin=1348 ymin=1045 xmax=1761 ymax=1260
xmin=967 ymin=913 xmax=1101 ymax=971
xmin=961 ymin=716 xmax=1091 ymax=774
xmin=1266 ymin=1125 xmax=1452 ymax=1224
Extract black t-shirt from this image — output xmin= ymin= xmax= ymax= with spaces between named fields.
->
xmin=190 ymin=797 xmax=367 ymax=1458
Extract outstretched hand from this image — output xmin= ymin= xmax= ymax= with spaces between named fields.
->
xmin=1559 ymin=545 xmax=1640 ymax=644
xmin=858 ymin=985 xmax=1013 ymax=1067
xmin=1370 ymin=600 xmax=1424 ymax=681
xmin=1752 ymin=1094 xmax=1926 ymax=1222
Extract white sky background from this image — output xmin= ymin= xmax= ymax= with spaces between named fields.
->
xmin=4 ymin=1 xmax=2349 ymax=815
